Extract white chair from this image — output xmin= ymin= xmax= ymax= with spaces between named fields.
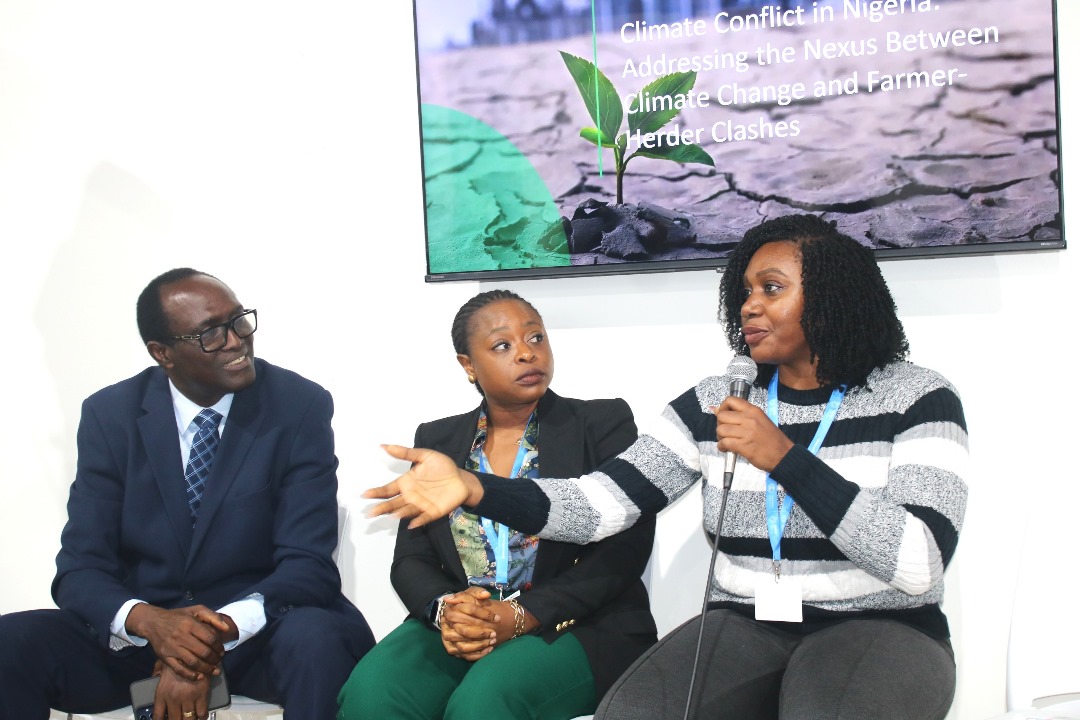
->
xmin=52 ymin=710 xmax=131 ymax=720
xmin=53 ymin=507 xmax=351 ymax=720
xmin=56 ymin=704 xmax=284 ymax=720
xmin=211 ymin=696 xmax=282 ymax=720
xmin=210 ymin=695 xmax=282 ymax=720
xmin=54 ymin=698 xmax=284 ymax=720
xmin=984 ymin=498 xmax=1080 ymax=719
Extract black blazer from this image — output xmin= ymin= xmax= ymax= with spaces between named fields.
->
xmin=391 ymin=389 xmax=658 ymax=697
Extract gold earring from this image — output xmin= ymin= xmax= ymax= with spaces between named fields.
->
xmin=467 ymin=375 xmax=476 ymax=384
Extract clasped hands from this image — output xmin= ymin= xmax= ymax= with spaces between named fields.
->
xmin=126 ymin=604 xmax=238 ymax=720
xmin=438 ymin=587 xmax=537 ymax=662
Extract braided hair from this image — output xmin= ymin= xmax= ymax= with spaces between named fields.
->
xmin=451 ymin=289 xmax=543 ymax=395
xmin=718 ymin=214 xmax=909 ymax=388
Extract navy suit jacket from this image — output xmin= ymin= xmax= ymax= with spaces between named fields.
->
xmin=392 ymin=390 xmax=658 ymax=697
xmin=52 ymin=358 xmax=352 ymax=647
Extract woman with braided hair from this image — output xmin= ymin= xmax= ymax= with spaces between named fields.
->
xmin=370 ymin=214 xmax=968 ymax=720
xmin=339 ymin=290 xmax=657 ymax=720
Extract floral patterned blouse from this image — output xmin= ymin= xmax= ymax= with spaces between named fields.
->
xmin=450 ymin=408 xmax=540 ymax=595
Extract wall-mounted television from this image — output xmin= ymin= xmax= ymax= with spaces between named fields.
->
xmin=413 ymin=0 xmax=1064 ymax=282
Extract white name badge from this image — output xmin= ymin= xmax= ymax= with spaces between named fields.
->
xmin=754 ymin=575 xmax=803 ymax=622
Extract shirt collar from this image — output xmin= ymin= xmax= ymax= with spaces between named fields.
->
xmin=168 ymin=380 xmax=235 ymax=435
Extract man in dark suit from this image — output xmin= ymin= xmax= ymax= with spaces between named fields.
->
xmin=0 ymin=268 xmax=374 ymax=720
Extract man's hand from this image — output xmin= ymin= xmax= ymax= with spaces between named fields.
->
xmin=192 ymin=607 xmax=239 ymax=645
xmin=152 ymin=663 xmax=213 ymax=720
xmin=365 ymin=445 xmax=483 ymax=528
xmin=126 ymin=604 xmax=230 ymax=680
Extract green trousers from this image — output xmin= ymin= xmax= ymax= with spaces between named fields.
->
xmin=337 ymin=618 xmax=596 ymax=720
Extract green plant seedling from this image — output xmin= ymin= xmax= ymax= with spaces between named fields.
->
xmin=561 ymin=50 xmax=714 ymax=205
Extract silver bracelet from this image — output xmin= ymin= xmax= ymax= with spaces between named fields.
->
xmin=434 ymin=595 xmax=448 ymax=628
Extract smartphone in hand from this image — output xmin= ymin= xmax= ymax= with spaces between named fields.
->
xmin=129 ymin=671 xmax=230 ymax=720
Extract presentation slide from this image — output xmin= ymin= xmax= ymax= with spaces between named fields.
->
xmin=414 ymin=0 xmax=1062 ymax=280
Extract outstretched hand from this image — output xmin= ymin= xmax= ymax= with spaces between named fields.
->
xmin=365 ymin=445 xmax=484 ymax=528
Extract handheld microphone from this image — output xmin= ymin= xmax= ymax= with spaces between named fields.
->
xmin=682 ymin=354 xmax=758 ymax=720
xmin=722 ymin=355 xmax=758 ymax=486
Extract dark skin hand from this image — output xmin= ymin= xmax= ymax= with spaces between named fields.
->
xmin=366 ymin=446 xmax=480 ymax=527
xmin=126 ymin=604 xmax=238 ymax=680
xmin=440 ymin=587 xmax=540 ymax=662
xmin=713 ymin=395 xmax=794 ymax=473
xmin=152 ymin=663 xmax=213 ymax=720
xmin=370 ymin=401 xmax=794 ymax=525
xmin=440 ymin=587 xmax=498 ymax=661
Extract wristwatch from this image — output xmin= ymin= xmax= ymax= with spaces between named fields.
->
xmin=428 ymin=594 xmax=450 ymax=628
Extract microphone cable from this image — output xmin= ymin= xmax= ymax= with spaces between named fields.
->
xmin=682 ymin=357 xmax=755 ymax=720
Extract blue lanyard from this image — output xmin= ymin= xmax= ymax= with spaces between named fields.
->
xmin=764 ymin=371 xmax=846 ymax=571
xmin=477 ymin=434 xmax=530 ymax=588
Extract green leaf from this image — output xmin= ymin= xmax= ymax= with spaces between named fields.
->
xmin=630 ymin=141 xmax=715 ymax=167
xmin=560 ymin=51 xmax=623 ymax=147
xmin=627 ymin=72 xmax=698 ymax=135
xmin=579 ymin=126 xmax=617 ymax=148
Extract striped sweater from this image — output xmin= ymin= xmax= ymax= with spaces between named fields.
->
xmin=473 ymin=361 xmax=968 ymax=638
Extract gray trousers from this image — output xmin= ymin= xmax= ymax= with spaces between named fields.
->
xmin=595 ymin=609 xmax=955 ymax=720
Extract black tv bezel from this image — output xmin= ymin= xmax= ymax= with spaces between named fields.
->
xmin=413 ymin=0 xmax=1067 ymax=284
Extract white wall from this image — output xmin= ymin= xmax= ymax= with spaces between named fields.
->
xmin=1 ymin=2 xmax=1075 ymax=718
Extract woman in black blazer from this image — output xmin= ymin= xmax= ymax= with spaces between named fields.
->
xmin=338 ymin=290 xmax=656 ymax=720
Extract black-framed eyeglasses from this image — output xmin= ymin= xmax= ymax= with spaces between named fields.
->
xmin=173 ymin=309 xmax=258 ymax=353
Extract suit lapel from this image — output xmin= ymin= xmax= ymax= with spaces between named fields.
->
xmin=535 ymin=391 xmax=583 ymax=479
xmin=188 ymin=377 xmax=263 ymax=562
xmin=430 ymin=395 xmax=585 ymax=586
xmin=445 ymin=410 xmax=479 ymax=469
xmin=138 ymin=371 xmax=195 ymax=552
xmin=428 ymin=407 xmax=482 ymax=585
